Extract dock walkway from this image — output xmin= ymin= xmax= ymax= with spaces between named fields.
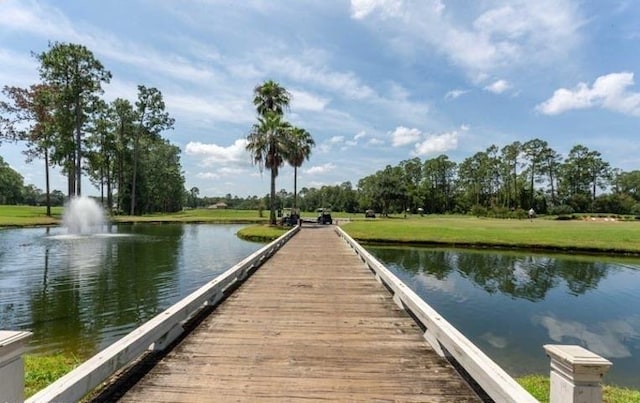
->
xmin=118 ymin=225 xmax=480 ymax=402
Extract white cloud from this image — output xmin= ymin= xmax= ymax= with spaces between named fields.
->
xmin=412 ymin=126 xmax=466 ymax=156
xmin=536 ymin=72 xmax=640 ymax=116
xmin=305 ymin=163 xmax=336 ymax=175
xmin=350 ymin=0 xmax=583 ymax=78
xmin=354 ymin=131 xmax=367 ymax=140
xmin=165 ymin=93 xmax=253 ymax=124
xmin=484 ymin=79 xmax=511 ymax=94
xmin=445 ymin=89 xmax=469 ymax=100
xmin=290 ymin=89 xmax=330 ymax=112
xmin=318 ymin=136 xmax=349 ymax=153
xmin=185 ymin=139 xmax=248 ymax=167
xmin=390 ymin=126 xmax=422 ymax=147
xmin=350 ymin=0 xmax=404 ymax=20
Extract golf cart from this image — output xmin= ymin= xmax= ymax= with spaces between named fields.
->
xmin=316 ymin=208 xmax=332 ymax=225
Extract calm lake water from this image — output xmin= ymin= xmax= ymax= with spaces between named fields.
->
xmin=0 ymin=224 xmax=262 ymax=357
xmin=1 ymin=225 xmax=639 ymax=389
xmin=367 ymin=245 xmax=640 ymax=388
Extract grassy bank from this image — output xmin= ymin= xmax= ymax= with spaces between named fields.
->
xmin=340 ymin=215 xmax=640 ymax=254
xmin=517 ymin=374 xmax=640 ymax=403
xmin=0 ymin=205 xmax=268 ymax=227
xmin=236 ymin=224 xmax=289 ymax=241
xmin=24 ymin=354 xmax=80 ymax=398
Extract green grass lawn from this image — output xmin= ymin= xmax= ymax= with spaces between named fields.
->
xmin=0 ymin=205 xmax=62 ymax=226
xmin=341 ymin=215 xmax=640 ymax=254
xmin=517 ymin=374 xmax=640 ymax=403
xmin=111 ymin=208 xmax=269 ymax=224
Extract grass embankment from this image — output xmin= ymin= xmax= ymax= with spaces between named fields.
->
xmin=341 ymin=215 xmax=640 ymax=254
xmin=236 ymin=224 xmax=289 ymax=241
xmin=24 ymin=354 xmax=80 ymax=398
xmin=517 ymin=374 xmax=640 ymax=403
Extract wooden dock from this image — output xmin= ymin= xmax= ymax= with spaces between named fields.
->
xmin=116 ymin=225 xmax=481 ymax=402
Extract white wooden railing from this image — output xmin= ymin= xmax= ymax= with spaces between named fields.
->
xmin=335 ymin=226 xmax=539 ymax=403
xmin=25 ymin=225 xmax=299 ymax=403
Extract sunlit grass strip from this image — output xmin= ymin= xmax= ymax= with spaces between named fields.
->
xmin=341 ymin=216 xmax=640 ymax=254
xmin=237 ymin=224 xmax=288 ymax=242
xmin=0 ymin=205 xmax=62 ymax=226
xmin=111 ymin=208 xmax=270 ymax=223
xmin=517 ymin=374 xmax=640 ymax=403
xmin=24 ymin=354 xmax=80 ymax=398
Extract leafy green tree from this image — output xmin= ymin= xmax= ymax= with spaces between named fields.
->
xmin=539 ymin=144 xmax=562 ymax=205
xmin=0 ymin=156 xmax=24 ymax=204
xmin=287 ymin=127 xmax=315 ymax=211
xmin=422 ymin=155 xmax=457 ymax=213
xmin=560 ymin=145 xmax=611 ymax=210
xmin=400 ymin=157 xmax=422 ymax=213
xmin=500 ymin=141 xmax=521 ymax=208
xmin=246 ymin=112 xmax=292 ymax=224
xmin=522 ymin=138 xmax=550 ymax=209
xmin=21 ymin=184 xmax=42 ymax=206
xmin=457 ymin=151 xmax=492 ymax=208
xmin=615 ymin=170 xmax=640 ymax=201
xmin=85 ymin=99 xmax=117 ymax=211
xmin=140 ymin=138 xmax=184 ymax=213
xmin=112 ymin=98 xmax=136 ymax=213
xmin=130 ymin=85 xmax=174 ymax=215
xmin=35 ymin=42 xmax=112 ymax=197
xmin=1 ymin=84 xmax=56 ymax=214
xmin=189 ymin=187 xmax=200 ymax=208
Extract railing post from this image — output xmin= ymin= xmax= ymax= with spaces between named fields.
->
xmin=0 ymin=331 xmax=32 ymax=403
xmin=544 ymin=344 xmax=612 ymax=403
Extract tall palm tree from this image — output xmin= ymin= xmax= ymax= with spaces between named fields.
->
xmin=253 ymin=80 xmax=291 ymax=116
xmin=287 ymin=127 xmax=315 ymax=211
xmin=246 ymin=112 xmax=292 ymax=225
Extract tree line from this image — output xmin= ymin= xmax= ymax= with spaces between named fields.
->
xmin=355 ymin=140 xmax=639 ymax=217
xmin=0 ymin=42 xmax=182 ymax=215
xmin=189 ymin=139 xmax=640 ymax=218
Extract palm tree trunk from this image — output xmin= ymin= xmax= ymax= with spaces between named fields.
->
xmin=293 ymin=166 xmax=298 ymax=210
xmin=270 ymin=168 xmax=277 ymax=225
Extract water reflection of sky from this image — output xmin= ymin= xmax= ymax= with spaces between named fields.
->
xmin=368 ymin=246 xmax=640 ymax=388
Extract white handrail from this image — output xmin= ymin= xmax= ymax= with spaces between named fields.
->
xmin=335 ymin=226 xmax=537 ymax=403
xmin=26 ymin=226 xmax=299 ymax=403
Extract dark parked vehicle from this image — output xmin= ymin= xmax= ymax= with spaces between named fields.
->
xmin=365 ymin=209 xmax=376 ymax=218
xmin=317 ymin=208 xmax=332 ymax=225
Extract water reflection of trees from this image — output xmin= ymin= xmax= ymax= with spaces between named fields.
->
xmin=370 ymin=247 xmax=611 ymax=301
xmin=28 ymin=224 xmax=184 ymax=357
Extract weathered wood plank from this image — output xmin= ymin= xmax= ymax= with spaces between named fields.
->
xmin=118 ymin=225 xmax=480 ymax=402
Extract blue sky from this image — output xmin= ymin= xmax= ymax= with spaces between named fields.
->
xmin=1 ymin=0 xmax=639 ymax=197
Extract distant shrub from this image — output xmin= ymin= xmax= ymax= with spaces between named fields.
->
xmin=471 ymin=204 xmax=488 ymax=217
xmin=548 ymin=205 xmax=574 ymax=216
xmin=512 ymin=208 xmax=527 ymax=219
xmin=489 ymin=206 xmax=510 ymax=218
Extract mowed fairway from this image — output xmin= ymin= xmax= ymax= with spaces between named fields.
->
xmin=341 ymin=215 xmax=640 ymax=254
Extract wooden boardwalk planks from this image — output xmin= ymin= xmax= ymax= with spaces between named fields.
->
xmin=118 ymin=225 xmax=481 ymax=402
